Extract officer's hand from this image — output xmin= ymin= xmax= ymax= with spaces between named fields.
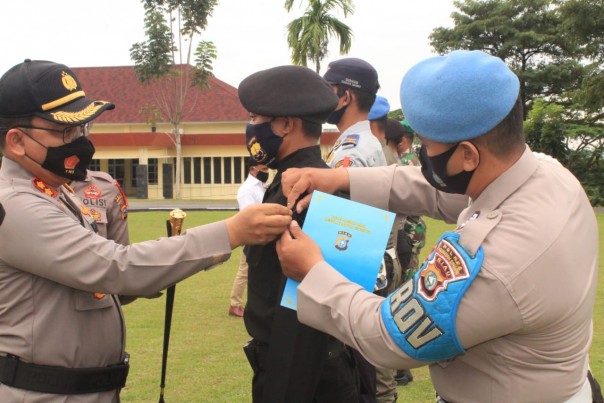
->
xmin=226 ymin=203 xmax=292 ymax=248
xmin=282 ymin=167 xmax=350 ymax=214
xmin=276 ymin=221 xmax=323 ymax=282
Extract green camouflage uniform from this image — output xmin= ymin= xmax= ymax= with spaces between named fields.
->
xmin=397 ymin=151 xmax=426 ymax=284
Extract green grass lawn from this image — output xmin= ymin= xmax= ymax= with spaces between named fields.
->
xmin=121 ymin=211 xmax=604 ymax=402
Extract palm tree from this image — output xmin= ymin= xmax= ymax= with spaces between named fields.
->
xmin=285 ymin=0 xmax=354 ymax=73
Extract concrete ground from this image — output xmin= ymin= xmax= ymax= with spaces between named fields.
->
xmin=128 ymin=199 xmax=238 ymax=212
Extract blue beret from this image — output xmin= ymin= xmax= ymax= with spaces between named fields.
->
xmin=238 ymin=65 xmax=338 ymax=124
xmin=400 ymin=50 xmax=520 ymax=142
xmin=323 ymin=58 xmax=380 ymax=94
xmin=368 ymin=95 xmax=390 ymax=120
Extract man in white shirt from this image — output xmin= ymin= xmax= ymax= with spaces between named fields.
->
xmin=228 ymin=160 xmax=269 ymax=317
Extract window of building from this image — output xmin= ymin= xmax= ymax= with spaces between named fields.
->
xmin=234 ymin=157 xmax=243 ymax=184
xmin=183 ymin=157 xmax=192 ymax=184
xmin=148 ymin=158 xmax=158 ymax=184
xmin=213 ymin=157 xmax=222 ymax=184
xmin=131 ymin=159 xmax=140 ymax=187
xmin=108 ymin=159 xmax=125 ymax=187
xmin=193 ymin=157 xmax=201 ymax=184
xmin=89 ymin=159 xmax=101 ymax=171
xmin=203 ymin=157 xmax=212 ymax=184
xmin=223 ymin=157 xmax=232 ymax=184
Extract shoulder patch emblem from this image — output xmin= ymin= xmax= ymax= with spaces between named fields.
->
xmin=114 ymin=180 xmax=129 ymax=207
xmin=334 ymin=157 xmax=354 ymax=168
xmin=32 ymin=178 xmax=58 ymax=198
xmin=84 ymin=185 xmax=101 ymax=199
xmin=341 ymin=134 xmax=360 ymax=147
xmin=418 ymin=239 xmax=469 ymax=301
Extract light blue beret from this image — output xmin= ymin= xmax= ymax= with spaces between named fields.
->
xmin=400 ymin=50 xmax=520 ymax=142
xmin=368 ymin=95 xmax=390 ymax=120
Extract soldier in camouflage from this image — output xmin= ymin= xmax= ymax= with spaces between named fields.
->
xmin=385 ymin=119 xmax=427 ymax=386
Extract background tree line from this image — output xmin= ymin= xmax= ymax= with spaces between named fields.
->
xmin=6 ymin=1 xmax=598 ymax=204
xmin=429 ymin=0 xmax=604 ymax=205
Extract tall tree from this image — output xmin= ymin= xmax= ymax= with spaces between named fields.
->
xmin=429 ymin=0 xmax=586 ymax=115
xmin=130 ymin=0 xmax=217 ymax=199
xmin=285 ymin=0 xmax=354 ymax=73
xmin=429 ymin=0 xmax=604 ymax=205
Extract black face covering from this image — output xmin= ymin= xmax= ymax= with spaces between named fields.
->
xmin=326 ymin=104 xmax=348 ymax=125
xmin=419 ymin=143 xmax=476 ymax=194
xmin=23 ymin=133 xmax=95 ymax=181
xmin=245 ymin=122 xmax=283 ymax=169
xmin=255 ymin=170 xmax=269 ymax=183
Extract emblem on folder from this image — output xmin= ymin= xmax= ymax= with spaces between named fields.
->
xmin=334 ymin=231 xmax=352 ymax=251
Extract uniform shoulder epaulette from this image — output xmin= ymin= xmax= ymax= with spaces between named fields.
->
xmin=457 ymin=209 xmax=502 ymax=256
xmin=88 ymin=171 xmax=115 ymax=184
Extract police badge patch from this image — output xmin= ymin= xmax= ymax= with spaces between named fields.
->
xmin=418 ymin=239 xmax=469 ymax=301
xmin=335 ymin=231 xmax=351 ymax=251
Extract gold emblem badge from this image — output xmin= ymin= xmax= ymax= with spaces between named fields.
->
xmin=61 ymin=71 xmax=78 ymax=91
xmin=335 ymin=231 xmax=352 ymax=251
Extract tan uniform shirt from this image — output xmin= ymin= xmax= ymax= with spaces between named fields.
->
xmin=0 ymin=157 xmax=232 ymax=402
xmin=296 ymin=148 xmax=598 ymax=402
xmin=70 ymin=170 xmax=129 ymax=244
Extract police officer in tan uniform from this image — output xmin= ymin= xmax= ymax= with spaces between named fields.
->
xmin=71 ymin=170 xmax=129 ymax=244
xmin=0 ymin=59 xmax=291 ymax=402
xmin=277 ymin=50 xmax=601 ymax=402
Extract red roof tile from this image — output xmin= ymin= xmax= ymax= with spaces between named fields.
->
xmin=71 ymin=65 xmax=249 ymax=124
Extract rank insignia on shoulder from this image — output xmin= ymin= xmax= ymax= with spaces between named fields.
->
xmin=341 ymin=134 xmax=360 ymax=147
xmin=33 ymin=178 xmax=58 ymax=198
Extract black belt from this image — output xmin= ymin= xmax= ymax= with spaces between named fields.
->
xmin=0 ymin=354 xmax=129 ymax=394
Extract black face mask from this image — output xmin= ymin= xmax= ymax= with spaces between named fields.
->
xmin=419 ymin=144 xmax=476 ymax=194
xmin=245 ymin=122 xmax=283 ymax=169
xmin=326 ymin=104 xmax=348 ymax=125
xmin=326 ymin=89 xmax=349 ymax=125
xmin=24 ymin=134 xmax=95 ymax=181
xmin=255 ymin=170 xmax=269 ymax=183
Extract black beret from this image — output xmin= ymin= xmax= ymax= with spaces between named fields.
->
xmin=238 ymin=65 xmax=338 ymax=124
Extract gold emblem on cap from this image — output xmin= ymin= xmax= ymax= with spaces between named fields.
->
xmin=61 ymin=71 xmax=78 ymax=91
xmin=50 ymin=101 xmax=110 ymax=123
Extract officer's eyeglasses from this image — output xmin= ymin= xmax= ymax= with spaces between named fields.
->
xmin=16 ymin=122 xmax=92 ymax=143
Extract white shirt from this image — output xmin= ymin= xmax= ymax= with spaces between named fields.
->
xmin=237 ymin=173 xmax=267 ymax=210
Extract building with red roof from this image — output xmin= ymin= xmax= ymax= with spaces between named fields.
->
xmin=73 ymin=65 xmax=339 ymax=200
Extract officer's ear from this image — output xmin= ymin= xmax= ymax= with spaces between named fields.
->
xmin=459 ymin=141 xmax=480 ymax=171
xmin=272 ymin=117 xmax=295 ymax=137
xmin=3 ymin=128 xmax=27 ymax=157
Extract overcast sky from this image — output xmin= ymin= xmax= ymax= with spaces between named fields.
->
xmin=1 ymin=0 xmax=457 ymax=111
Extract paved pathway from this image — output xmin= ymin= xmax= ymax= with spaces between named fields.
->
xmin=128 ymin=200 xmax=238 ymax=212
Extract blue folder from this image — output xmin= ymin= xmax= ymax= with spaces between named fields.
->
xmin=281 ymin=191 xmax=395 ymax=310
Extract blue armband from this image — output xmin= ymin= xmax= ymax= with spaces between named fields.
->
xmin=380 ymin=231 xmax=484 ymax=361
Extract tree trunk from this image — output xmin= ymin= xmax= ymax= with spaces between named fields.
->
xmin=175 ymin=127 xmax=182 ymax=199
